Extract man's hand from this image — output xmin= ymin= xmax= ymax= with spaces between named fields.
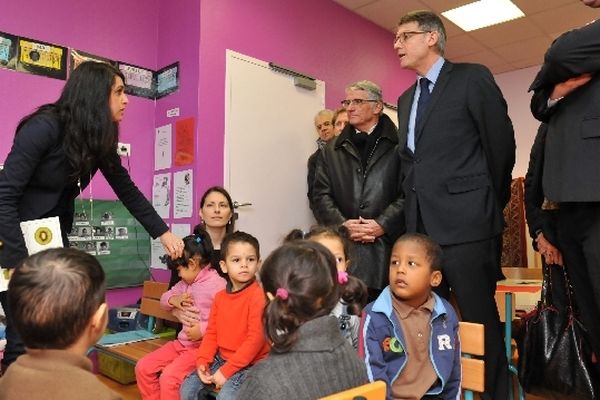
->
xmin=343 ymin=218 xmax=384 ymax=243
xmin=536 ymin=232 xmax=564 ymax=266
xmin=550 ymin=73 xmax=593 ymax=100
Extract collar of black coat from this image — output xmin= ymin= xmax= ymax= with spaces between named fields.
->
xmin=335 ymin=113 xmax=398 ymax=150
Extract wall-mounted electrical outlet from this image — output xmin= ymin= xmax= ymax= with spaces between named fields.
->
xmin=117 ymin=142 xmax=131 ymax=156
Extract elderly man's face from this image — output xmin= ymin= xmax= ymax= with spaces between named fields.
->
xmin=314 ymin=114 xmax=335 ymax=142
xmin=344 ymin=89 xmax=381 ymax=132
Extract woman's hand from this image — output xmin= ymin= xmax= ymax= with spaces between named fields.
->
xmin=159 ymin=230 xmax=184 ymax=258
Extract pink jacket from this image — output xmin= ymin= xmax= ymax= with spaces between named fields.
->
xmin=160 ymin=268 xmax=226 ymax=347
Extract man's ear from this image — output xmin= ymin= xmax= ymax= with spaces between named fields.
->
xmin=219 ymin=260 xmax=228 ymax=274
xmin=430 ymin=270 xmax=442 ymax=288
xmin=427 ymin=30 xmax=439 ymax=49
xmin=90 ymin=302 xmax=108 ymax=338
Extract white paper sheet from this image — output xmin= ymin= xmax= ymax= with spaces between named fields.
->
xmin=152 ymin=173 xmax=171 ymax=219
xmin=173 ymin=169 xmax=193 ymax=218
xmin=154 ymin=124 xmax=172 ymax=171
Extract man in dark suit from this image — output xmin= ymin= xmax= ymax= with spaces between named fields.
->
xmin=394 ymin=10 xmax=515 ymax=399
xmin=529 ymin=0 xmax=600 ymax=378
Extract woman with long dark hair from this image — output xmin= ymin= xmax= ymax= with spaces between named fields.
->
xmin=0 ymin=61 xmax=184 ymax=371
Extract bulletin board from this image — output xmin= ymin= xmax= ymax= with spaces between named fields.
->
xmin=67 ymin=199 xmax=151 ymax=288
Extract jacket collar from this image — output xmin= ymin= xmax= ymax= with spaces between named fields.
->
xmin=335 ymin=113 xmax=398 ymax=150
xmin=372 ymin=287 xmax=448 ymax=321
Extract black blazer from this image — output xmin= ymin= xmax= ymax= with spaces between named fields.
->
xmin=530 ymin=18 xmax=600 ymax=202
xmin=0 ymin=112 xmax=168 ymax=268
xmin=397 ymin=61 xmax=515 ymax=246
xmin=524 ymin=124 xmax=558 ymax=250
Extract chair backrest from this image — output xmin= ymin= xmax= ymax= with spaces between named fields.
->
xmin=459 ymin=322 xmax=485 ymax=397
xmin=318 ymin=381 xmax=386 ymax=400
xmin=139 ymin=281 xmax=179 ymax=324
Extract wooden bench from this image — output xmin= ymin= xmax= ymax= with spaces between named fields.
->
xmin=94 ymin=281 xmax=179 ymax=383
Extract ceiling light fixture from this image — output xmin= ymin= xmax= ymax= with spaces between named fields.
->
xmin=441 ymin=0 xmax=525 ymax=32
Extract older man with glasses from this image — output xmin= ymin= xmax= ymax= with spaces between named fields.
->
xmin=312 ymin=80 xmax=404 ymax=301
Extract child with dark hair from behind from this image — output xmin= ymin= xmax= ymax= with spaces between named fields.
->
xmin=237 ymin=240 xmax=367 ymax=399
xmin=179 ymin=231 xmax=270 ymax=400
xmin=285 ymin=226 xmax=368 ymax=349
xmin=135 ymin=229 xmax=226 ymax=399
xmin=361 ymin=233 xmax=460 ymax=400
xmin=0 ymin=248 xmax=120 ymax=400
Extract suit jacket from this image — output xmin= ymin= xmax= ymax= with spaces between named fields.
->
xmin=523 ymin=124 xmax=559 ymax=250
xmin=397 ymin=61 xmax=515 ymax=246
xmin=0 ymin=112 xmax=168 ymax=268
xmin=530 ymin=18 xmax=600 ymax=202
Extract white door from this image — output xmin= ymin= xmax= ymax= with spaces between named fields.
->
xmin=224 ymin=50 xmax=325 ymax=257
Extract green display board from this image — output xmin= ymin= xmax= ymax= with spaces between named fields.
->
xmin=68 ymin=200 xmax=151 ymax=288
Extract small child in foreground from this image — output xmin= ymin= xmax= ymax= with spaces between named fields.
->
xmin=179 ymin=231 xmax=270 ymax=400
xmin=361 ymin=233 xmax=461 ymax=400
xmin=135 ymin=230 xmax=226 ymax=399
xmin=237 ymin=240 xmax=368 ymax=399
xmin=286 ymin=226 xmax=368 ymax=349
xmin=0 ymin=248 xmax=120 ymax=400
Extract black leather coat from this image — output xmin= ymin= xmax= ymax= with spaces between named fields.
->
xmin=312 ymin=114 xmax=404 ymax=289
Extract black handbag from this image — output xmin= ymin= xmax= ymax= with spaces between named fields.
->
xmin=517 ymin=263 xmax=600 ymax=399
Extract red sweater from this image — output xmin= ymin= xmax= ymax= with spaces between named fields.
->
xmin=196 ymin=280 xmax=270 ymax=378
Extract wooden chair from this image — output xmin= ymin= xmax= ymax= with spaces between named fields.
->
xmin=319 ymin=380 xmax=386 ymax=400
xmin=459 ymin=321 xmax=485 ymax=400
xmin=94 ymin=281 xmax=179 ymax=382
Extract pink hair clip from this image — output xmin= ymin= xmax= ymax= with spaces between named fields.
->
xmin=337 ymin=270 xmax=349 ymax=285
xmin=275 ymin=287 xmax=289 ymax=300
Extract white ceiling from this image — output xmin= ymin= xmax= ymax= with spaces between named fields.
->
xmin=333 ymin=0 xmax=600 ymax=74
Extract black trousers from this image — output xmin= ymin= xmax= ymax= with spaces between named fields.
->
xmin=436 ymin=237 xmax=509 ymax=400
xmin=557 ymin=203 xmax=600 ymax=379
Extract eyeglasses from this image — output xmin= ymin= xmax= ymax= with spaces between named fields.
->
xmin=394 ymin=30 xmax=431 ymax=45
xmin=340 ymin=99 xmax=378 ymax=108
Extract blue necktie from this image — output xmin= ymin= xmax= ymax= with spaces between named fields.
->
xmin=415 ymin=77 xmax=431 ymax=129
xmin=408 ymin=78 xmax=430 ymax=152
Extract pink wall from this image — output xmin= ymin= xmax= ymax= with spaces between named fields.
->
xmin=0 ymin=0 xmax=159 ymax=202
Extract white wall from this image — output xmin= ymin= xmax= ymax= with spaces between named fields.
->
xmin=494 ymin=65 xmax=541 ymax=178
xmin=494 ymin=65 xmax=542 ymax=268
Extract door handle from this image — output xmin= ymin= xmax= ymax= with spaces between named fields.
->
xmin=233 ymin=201 xmax=252 ymax=209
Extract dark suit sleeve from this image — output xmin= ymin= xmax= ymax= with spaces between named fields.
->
xmin=524 ymin=124 xmax=557 ymax=250
xmin=100 ymin=155 xmax=168 ymax=239
xmin=0 ymin=116 xmax=57 ymax=268
xmin=311 ymin=147 xmax=346 ymax=225
xmin=307 ymin=149 xmax=318 ymax=212
xmin=467 ymin=65 xmax=516 ymax=208
xmin=530 ymin=19 xmax=600 ymax=92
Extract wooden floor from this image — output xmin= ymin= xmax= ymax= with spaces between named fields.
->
xmin=96 ymin=372 xmax=558 ymax=400
xmin=97 ymin=374 xmax=141 ymax=400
